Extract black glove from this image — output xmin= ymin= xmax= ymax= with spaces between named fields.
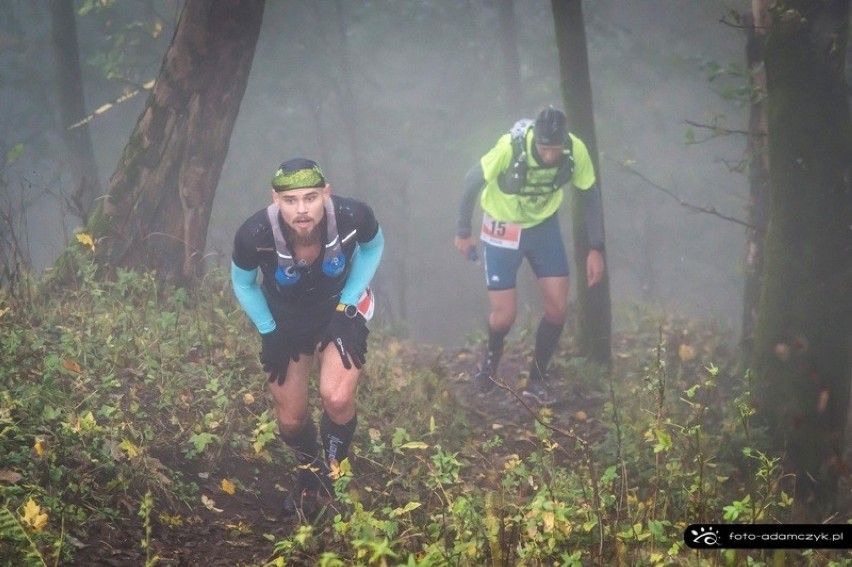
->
xmin=260 ymin=327 xmax=299 ymax=385
xmin=320 ymin=311 xmax=368 ymax=370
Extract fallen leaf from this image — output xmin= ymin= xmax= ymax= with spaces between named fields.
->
xmin=574 ymin=410 xmax=588 ymax=422
xmin=119 ymin=439 xmax=140 ymax=459
xmin=201 ymin=495 xmax=222 ymax=513
xmin=61 ymin=359 xmax=82 ymax=374
xmin=399 ymin=441 xmax=429 ymax=450
xmin=0 ymin=470 xmax=22 ymax=484
xmin=221 ymin=478 xmax=235 ymax=495
xmin=22 ymin=499 xmax=48 ymax=531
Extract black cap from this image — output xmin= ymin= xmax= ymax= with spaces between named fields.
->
xmin=534 ymin=107 xmax=567 ymax=146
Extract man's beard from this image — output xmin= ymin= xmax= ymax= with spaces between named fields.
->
xmin=283 ymin=221 xmax=322 ymax=247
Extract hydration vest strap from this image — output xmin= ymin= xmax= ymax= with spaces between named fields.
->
xmin=266 ymin=199 xmax=345 ymax=286
xmin=498 ymin=125 xmax=575 ymax=196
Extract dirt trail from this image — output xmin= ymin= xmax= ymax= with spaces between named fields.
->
xmin=73 ymin=345 xmax=608 ymax=566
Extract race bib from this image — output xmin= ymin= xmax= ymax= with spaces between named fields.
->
xmin=357 ymin=287 xmax=375 ymax=321
xmin=480 ymin=213 xmax=522 ymax=250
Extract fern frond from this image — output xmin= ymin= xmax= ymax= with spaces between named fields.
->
xmin=0 ymin=505 xmax=47 ymax=567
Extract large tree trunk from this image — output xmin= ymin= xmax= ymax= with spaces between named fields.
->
xmin=740 ymin=1 xmax=771 ymax=364
xmin=550 ymin=0 xmax=612 ymax=365
xmin=752 ymin=0 xmax=851 ymax=517
xmin=496 ymin=0 xmax=522 ymax=118
xmin=49 ymin=0 xmax=102 ymax=224
xmin=332 ymin=0 xmax=366 ymax=199
xmin=69 ymin=0 xmax=264 ymax=285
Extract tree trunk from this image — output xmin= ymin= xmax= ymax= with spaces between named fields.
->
xmin=740 ymin=2 xmax=771 ymax=364
xmin=332 ymin=0 xmax=366 ymax=199
xmin=73 ymin=0 xmax=264 ymax=285
xmin=752 ymin=0 xmax=851 ymax=517
xmin=49 ymin=0 xmax=102 ymax=224
xmin=550 ymin=0 xmax=612 ymax=365
xmin=497 ymin=0 xmax=522 ymax=117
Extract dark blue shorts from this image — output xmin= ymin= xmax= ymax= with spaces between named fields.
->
xmin=481 ymin=213 xmax=570 ymax=290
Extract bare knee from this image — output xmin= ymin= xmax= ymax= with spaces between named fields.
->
xmin=320 ymin=389 xmax=355 ymax=422
xmin=490 ymin=304 xmax=516 ymax=331
xmin=542 ymin=300 xmax=567 ymax=324
xmin=274 ymin=401 xmax=309 ymax=437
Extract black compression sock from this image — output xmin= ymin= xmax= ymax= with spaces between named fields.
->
xmin=280 ymin=420 xmax=320 ymax=465
xmin=487 ymin=326 xmax=509 ymax=361
xmin=532 ymin=318 xmax=564 ymax=380
xmin=321 ymin=412 xmax=357 ymax=467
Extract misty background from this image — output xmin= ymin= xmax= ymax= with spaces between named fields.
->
xmin=4 ymin=0 xmax=748 ymax=347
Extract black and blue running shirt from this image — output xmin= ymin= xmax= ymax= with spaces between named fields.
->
xmin=232 ymin=195 xmax=379 ymax=321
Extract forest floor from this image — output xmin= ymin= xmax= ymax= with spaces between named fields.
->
xmin=71 ymin=343 xmax=610 ymax=566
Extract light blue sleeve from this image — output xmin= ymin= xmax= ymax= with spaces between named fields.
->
xmin=340 ymin=227 xmax=384 ymax=305
xmin=230 ymin=261 xmax=276 ymax=334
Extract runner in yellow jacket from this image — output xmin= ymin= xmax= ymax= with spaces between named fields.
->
xmin=453 ymin=107 xmax=605 ymax=404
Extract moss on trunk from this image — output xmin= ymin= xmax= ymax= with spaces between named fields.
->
xmin=752 ymin=0 xmax=851 ymax=517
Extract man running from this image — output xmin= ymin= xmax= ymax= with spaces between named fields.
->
xmin=454 ymin=107 xmax=605 ymax=404
xmin=231 ymin=157 xmax=384 ymax=518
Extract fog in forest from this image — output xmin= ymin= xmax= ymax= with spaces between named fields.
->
xmin=5 ymin=0 xmax=749 ymax=347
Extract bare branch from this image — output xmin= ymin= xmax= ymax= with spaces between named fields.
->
xmin=608 ymin=156 xmax=753 ymax=230
xmin=685 ymin=119 xmax=751 ymax=144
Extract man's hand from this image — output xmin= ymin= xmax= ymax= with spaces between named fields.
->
xmin=260 ymin=327 xmax=298 ymax=385
xmin=454 ymin=236 xmax=476 ymax=259
xmin=586 ymin=249 xmax=605 ymax=287
xmin=320 ymin=311 xmax=368 ymax=370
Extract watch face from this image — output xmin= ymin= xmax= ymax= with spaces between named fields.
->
xmin=344 ymin=305 xmax=358 ymax=318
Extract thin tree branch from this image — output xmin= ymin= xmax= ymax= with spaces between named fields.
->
xmin=608 ymin=156 xmax=754 ymax=229
xmin=684 ymin=119 xmax=751 ymax=144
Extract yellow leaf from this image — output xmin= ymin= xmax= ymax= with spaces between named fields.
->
xmin=243 ymin=393 xmax=255 ymax=406
xmin=678 ymin=344 xmax=696 ymax=362
xmin=221 ymin=478 xmax=235 ymax=495
xmin=328 ymin=460 xmax=342 ymax=480
xmin=390 ymin=501 xmax=422 ymax=517
xmin=119 ymin=439 xmax=140 ymax=459
xmin=398 ymin=441 xmax=429 ymax=450
xmin=542 ymin=510 xmax=556 ymax=533
xmin=72 ymin=412 xmax=97 ymax=432
xmin=33 ymin=440 xmax=45 ymax=456
xmin=75 ymin=232 xmax=95 ymax=251
xmin=22 ymin=499 xmax=48 ymax=532
xmin=159 ymin=513 xmax=183 ymax=527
